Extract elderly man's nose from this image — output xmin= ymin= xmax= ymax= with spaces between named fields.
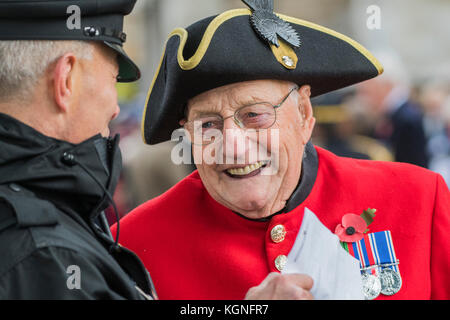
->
xmin=222 ymin=118 xmax=248 ymax=159
xmin=222 ymin=116 xmax=241 ymax=130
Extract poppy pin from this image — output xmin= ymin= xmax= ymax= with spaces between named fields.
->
xmin=335 ymin=208 xmax=376 ymax=243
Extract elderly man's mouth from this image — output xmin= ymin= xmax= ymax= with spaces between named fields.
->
xmin=224 ymin=161 xmax=269 ymax=179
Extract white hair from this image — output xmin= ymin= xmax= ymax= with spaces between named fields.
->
xmin=0 ymin=40 xmax=93 ymax=102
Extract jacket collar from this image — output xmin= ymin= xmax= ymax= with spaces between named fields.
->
xmin=284 ymin=141 xmax=318 ymax=212
xmin=0 ymin=113 xmax=122 ymax=220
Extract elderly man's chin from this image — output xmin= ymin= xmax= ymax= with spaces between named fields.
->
xmin=204 ymin=165 xmax=280 ymax=219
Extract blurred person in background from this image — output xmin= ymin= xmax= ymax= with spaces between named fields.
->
xmin=357 ymin=50 xmax=428 ymax=167
xmin=420 ymin=79 xmax=450 ymax=166
xmin=421 ymin=81 xmax=450 ymax=187
xmin=311 ymin=90 xmax=393 ymax=161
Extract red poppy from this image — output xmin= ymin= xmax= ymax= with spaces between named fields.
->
xmin=334 ymin=213 xmax=367 ymax=243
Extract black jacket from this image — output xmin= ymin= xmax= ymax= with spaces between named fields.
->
xmin=389 ymin=101 xmax=428 ymax=168
xmin=0 ymin=113 xmax=155 ymax=299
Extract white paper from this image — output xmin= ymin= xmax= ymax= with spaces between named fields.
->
xmin=282 ymin=207 xmax=364 ymax=300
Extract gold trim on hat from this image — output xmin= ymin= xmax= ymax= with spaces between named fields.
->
xmin=280 ymin=13 xmax=383 ymax=75
xmin=163 ymin=8 xmax=384 ymax=73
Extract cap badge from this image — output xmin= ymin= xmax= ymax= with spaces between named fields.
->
xmin=242 ymin=0 xmax=301 ymax=48
xmin=83 ymin=26 xmax=100 ymax=37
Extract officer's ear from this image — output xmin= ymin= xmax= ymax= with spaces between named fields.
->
xmin=297 ymin=85 xmax=316 ymax=145
xmin=52 ymin=53 xmax=78 ymax=113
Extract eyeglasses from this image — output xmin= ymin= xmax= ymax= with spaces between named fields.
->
xmin=184 ymin=85 xmax=299 ymax=145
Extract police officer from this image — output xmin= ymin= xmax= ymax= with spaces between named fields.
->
xmin=0 ymin=0 xmax=155 ymax=299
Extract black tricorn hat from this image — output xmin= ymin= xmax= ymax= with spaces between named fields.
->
xmin=0 ymin=0 xmax=140 ymax=82
xmin=142 ymin=1 xmax=383 ymax=145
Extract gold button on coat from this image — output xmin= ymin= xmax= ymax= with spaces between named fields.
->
xmin=270 ymin=224 xmax=286 ymax=243
xmin=275 ymin=255 xmax=287 ymax=271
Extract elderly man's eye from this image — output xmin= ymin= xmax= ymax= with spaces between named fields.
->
xmin=202 ymin=121 xmax=215 ymax=129
xmin=240 ymin=111 xmax=261 ymax=120
xmin=238 ymin=106 xmax=275 ymax=129
xmin=242 ymin=111 xmax=267 ymax=121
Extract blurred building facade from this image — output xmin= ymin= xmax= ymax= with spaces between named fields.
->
xmin=125 ymin=0 xmax=450 ymax=85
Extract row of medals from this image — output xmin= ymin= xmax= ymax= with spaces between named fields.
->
xmin=361 ymin=261 xmax=402 ymax=300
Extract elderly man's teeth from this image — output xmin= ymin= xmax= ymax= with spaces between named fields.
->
xmin=227 ymin=161 xmax=265 ymax=176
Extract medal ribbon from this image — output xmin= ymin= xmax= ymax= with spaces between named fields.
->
xmin=343 ymin=231 xmax=399 ymax=274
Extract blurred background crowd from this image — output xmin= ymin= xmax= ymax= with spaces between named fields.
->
xmin=107 ymin=0 xmax=450 ymax=221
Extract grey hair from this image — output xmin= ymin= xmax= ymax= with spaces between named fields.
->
xmin=0 ymin=40 xmax=93 ymax=102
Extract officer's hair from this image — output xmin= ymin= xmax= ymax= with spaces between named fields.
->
xmin=0 ymin=40 xmax=93 ymax=102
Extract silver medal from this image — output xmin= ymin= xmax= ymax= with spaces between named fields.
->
xmin=379 ymin=268 xmax=402 ymax=295
xmin=361 ymin=273 xmax=381 ymax=300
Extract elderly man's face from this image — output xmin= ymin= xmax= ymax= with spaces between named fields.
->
xmin=185 ymin=80 xmax=315 ymax=219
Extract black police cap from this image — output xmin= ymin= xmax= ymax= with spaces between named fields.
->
xmin=142 ymin=1 xmax=383 ymax=145
xmin=0 ymin=0 xmax=140 ymax=82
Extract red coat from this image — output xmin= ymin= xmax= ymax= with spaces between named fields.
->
xmin=114 ymin=146 xmax=450 ymax=300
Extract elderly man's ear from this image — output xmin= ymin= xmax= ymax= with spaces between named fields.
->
xmin=52 ymin=53 xmax=80 ymax=113
xmin=296 ymin=85 xmax=316 ymax=145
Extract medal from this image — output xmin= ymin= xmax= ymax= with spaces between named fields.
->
xmin=361 ymin=272 xmax=381 ymax=300
xmin=337 ymin=210 xmax=402 ymax=299
xmin=342 ymin=230 xmax=402 ymax=299
xmin=379 ymin=268 xmax=402 ymax=295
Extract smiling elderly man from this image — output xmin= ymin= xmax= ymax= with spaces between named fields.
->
xmin=115 ymin=0 xmax=450 ymax=300
xmin=182 ymin=80 xmax=312 ymax=220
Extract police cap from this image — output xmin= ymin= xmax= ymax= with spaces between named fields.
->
xmin=0 ymin=0 xmax=140 ymax=82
